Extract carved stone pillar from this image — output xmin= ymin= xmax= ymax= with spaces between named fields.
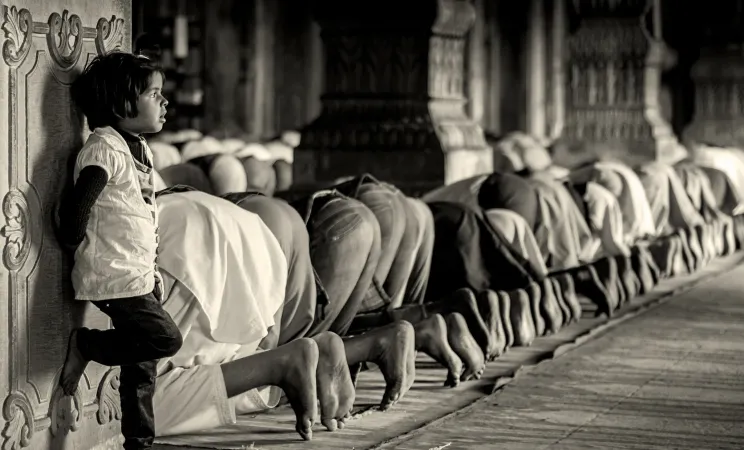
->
xmin=547 ymin=0 xmax=567 ymax=140
xmin=1 ymin=2 xmax=131 ymax=448
xmin=526 ymin=0 xmax=547 ymax=138
xmin=294 ymin=0 xmax=492 ymax=193
xmin=560 ymin=0 xmax=675 ymax=166
xmin=683 ymin=1 xmax=744 ymax=149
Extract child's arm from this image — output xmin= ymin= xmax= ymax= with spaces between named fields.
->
xmin=58 ymin=166 xmax=109 ymax=247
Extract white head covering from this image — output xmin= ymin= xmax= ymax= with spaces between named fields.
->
xmin=221 ymin=138 xmax=246 ymax=154
xmin=149 ymin=142 xmax=182 ymax=171
xmin=209 ymin=154 xmax=248 ymax=195
xmin=493 ymin=132 xmax=553 ymax=173
xmin=234 ymin=143 xmax=273 ymax=161
xmin=265 ymin=140 xmax=294 ymax=163
xmin=181 ymin=136 xmax=226 ymax=162
xmin=281 ymin=130 xmax=301 ymax=148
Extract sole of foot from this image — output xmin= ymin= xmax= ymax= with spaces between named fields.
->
xmin=445 ymin=312 xmax=485 ymax=382
xmin=449 ymin=288 xmax=494 ymax=360
xmin=476 ymin=290 xmax=507 ymax=361
xmin=413 ymin=314 xmax=464 ymax=388
xmin=360 ymin=320 xmax=417 ymax=411
xmin=278 ymin=338 xmax=320 ymax=441
xmin=311 ymin=332 xmax=355 ymax=432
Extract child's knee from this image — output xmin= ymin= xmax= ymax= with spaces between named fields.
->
xmin=155 ymin=319 xmax=183 ymax=358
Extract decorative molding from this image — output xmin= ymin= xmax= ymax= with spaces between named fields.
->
xmin=95 ymin=16 xmax=125 ymax=56
xmin=1 ymin=393 xmax=34 ymax=450
xmin=2 ymin=6 xmax=33 ymax=67
xmin=1 ymin=5 xmax=128 ymax=450
xmin=96 ymin=369 xmax=121 ymax=425
xmin=0 ymin=190 xmax=30 ymax=272
xmin=48 ymin=387 xmax=83 ymax=437
xmin=46 ymin=11 xmax=85 ymax=69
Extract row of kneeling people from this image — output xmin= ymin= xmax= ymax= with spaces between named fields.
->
xmin=149 ymin=129 xmax=299 ymax=197
xmin=133 ymin=132 xmax=744 ymax=440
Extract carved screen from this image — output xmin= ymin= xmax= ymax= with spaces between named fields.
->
xmin=0 ymin=1 xmax=131 ymax=449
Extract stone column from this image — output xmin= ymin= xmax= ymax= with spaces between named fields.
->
xmin=483 ymin=0 xmax=502 ymax=134
xmin=294 ymin=0 xmax=492 ymax=193
xmin=682 ymin=1 xmax=744 ymax=149
xmin=466 ymin=0 xmax=486 ymax=125
xmin=560 ymin=0 xmax=675 ymax=166
xmin=548 ymin=0 xmax=567 ymax=140
xmin=526 ymin=0 xmax=547 ymax=138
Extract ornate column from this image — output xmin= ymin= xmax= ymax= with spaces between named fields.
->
xmin=682 ymin=1 xmax=744 ymax=149
xmin=560 ymin=0 xmax=676 ymax=166
xmin=547 ymin=0 xmax=567 ymax=140
xmin=526 ymin=0 xmax=547 ymax=138
xmin=293 ymin=0 xmax=492 ymax=193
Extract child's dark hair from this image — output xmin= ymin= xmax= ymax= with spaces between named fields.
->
xmin=71 ymin=51 xmax=164 ymax=131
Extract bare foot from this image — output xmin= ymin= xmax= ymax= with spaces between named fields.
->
xmin=497 ymin=291 xmax=515 ymax=348
xmin=413 ymin=314 xmax=463 ymax=388
xmin=592 ymin=257 xmax=620 ymax=312
xmin=475 ymin=290 xmax=507 ymax=361
xmin=554 ymin=274 xmax=582 ymax=322
xmin=507 ymin=289 xmax=536 ymax=347
xmin=539 ymin=279 xmax=563 ymax=334
xmin=551 ymin=278 xmax=573 ymax=325
xmin=311 ymin=332 xmax=355 ymax=431
xmin=445 ymin=313 xmax=485 ymax=382
xmin=447 ymin=288 xmax=493 ymax=359
xmin=60 ymin=329 xmax=89 ymax=396
xmin=278 ymin=338 xmax=319 ymax=440
xmin=344 ymin=320 xmax=416 ymax=411
xmin=524 ymin=284 xmax=545 ymax=337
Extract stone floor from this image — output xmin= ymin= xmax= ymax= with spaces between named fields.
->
xmin=382 ymin=256 xmax=744 ymax=450
xmin=154 ymin=252 xmax=744 ymax=450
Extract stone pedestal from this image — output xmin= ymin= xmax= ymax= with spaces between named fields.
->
xmin=559 ymin=0 xmax=676 ymax=167
xmin=293 ymin=0 xmax=492 ymax=194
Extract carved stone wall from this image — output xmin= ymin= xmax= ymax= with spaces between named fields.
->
xmin=0 ymin=1 xmax=130 ymax=448
xmin=682 ymin=0 xmax=744 ymax=149
xmin=558 ymin=0 xmax=675 ymax=167
xmin=294 ymin=0 xmax=492 ymax=194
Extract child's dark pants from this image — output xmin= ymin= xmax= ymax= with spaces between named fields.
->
xmin=76 ymin=291 xmax=183 ymax=449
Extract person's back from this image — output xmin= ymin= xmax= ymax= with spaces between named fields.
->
xmin=55 ymin=51 xmax=183 ymax=450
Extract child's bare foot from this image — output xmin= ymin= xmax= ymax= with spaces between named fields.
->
xmin=60 ymin=329 xmax=89 ymax=396
xmin=311 ymin=332 xmax=355 ymax=432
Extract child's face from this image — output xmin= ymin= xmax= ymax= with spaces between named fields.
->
xmin=119 ymin=72 xmax=168 ymax=135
